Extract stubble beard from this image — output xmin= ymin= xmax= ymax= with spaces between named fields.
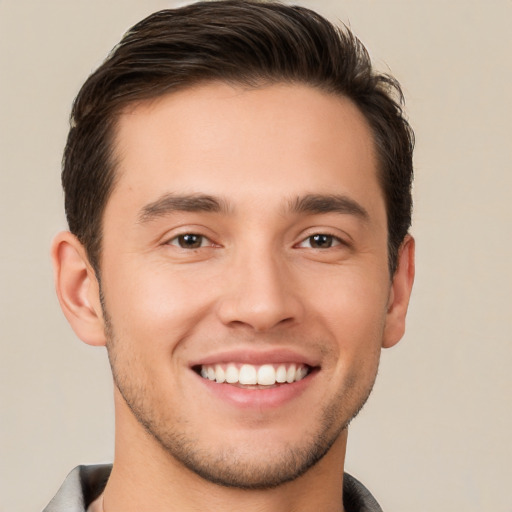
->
xmin=102 ymin=301 xmax=378 ymax=490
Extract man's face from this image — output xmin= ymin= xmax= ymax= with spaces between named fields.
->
xmin=100 ymin=82 xmax=395 ymax=487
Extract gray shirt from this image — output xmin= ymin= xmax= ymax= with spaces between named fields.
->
xmin=43 ymin=464 xmax=383 ymax=512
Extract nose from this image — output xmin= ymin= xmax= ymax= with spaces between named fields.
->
xmin=216 ymin=246 xmax=303 ymax=332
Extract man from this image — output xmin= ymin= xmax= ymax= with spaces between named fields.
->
xmin=45 ymin=1 xmax=415 ymax=511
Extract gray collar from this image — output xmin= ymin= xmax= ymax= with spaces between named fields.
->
xmin=44 ymin=464 xmax=383 ymax=512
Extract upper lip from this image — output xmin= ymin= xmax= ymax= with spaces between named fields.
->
xmin=189 ymin=348 xmax=321 ymax=368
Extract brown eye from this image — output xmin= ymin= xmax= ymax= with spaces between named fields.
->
xmin=170 ymin=234 xmax=206 ymax=249
xmin=308 ymin=234 xmax=335 ymax=248
xmin=296 ymin=233 xmax=343 ymax=249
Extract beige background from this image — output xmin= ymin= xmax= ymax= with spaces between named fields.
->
xmin=1 ymin=1 xmax=511 ymax=511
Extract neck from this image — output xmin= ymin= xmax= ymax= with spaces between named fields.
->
xmin=103 ymin=394 xmax=348 ymax=512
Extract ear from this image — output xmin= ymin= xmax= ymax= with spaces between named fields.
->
xmin=51 ymin=231 xmax=106 ymax=346
xmin=382 ymin=235 xmax=415 ymax=349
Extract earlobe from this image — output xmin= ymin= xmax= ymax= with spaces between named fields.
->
xmin=382 ymin=235 xmax=415 ymax=349
xmin=51 ymin=231 xmax=107 ymax=346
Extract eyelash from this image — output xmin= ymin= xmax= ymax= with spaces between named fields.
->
xmin=167 ymin=233 xmax=215 ymax=249
xmin=166 ymin=232 xmax=346 ymax=250
xmin=296 ymin=233 xmax=345 ymax=249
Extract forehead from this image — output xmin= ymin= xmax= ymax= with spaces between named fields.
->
xmin=108 ymin=82 xmax=383 ymax=220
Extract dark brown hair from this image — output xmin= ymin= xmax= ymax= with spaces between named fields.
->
xmin=63 ymin=0 xmax=414 ymax=275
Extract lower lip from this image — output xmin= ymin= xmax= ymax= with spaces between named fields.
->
xmin=194 ymin=370 xmax=317 ymax=409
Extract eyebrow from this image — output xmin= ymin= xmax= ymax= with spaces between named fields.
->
xmin=138 ymin=193 xmax=231 ymax=223
xmin=138 ymin=192 xmax=369 ymax=224
xmin=289 ymin=194 xmax=369 ymax=220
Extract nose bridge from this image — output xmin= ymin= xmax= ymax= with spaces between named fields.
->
xmin=217 ymin=237 xmax=301 ymax=331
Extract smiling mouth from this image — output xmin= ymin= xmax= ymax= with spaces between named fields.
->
xmin=193 ymin=363 xmax=313 ymax=387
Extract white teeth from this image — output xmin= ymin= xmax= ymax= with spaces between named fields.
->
xmin=295 ymin=366 xmax=308 ymax=381
xmin=225 ymin=364 xmax=239 ymax=384
xmin=276 ymin=365 xmax=287 ymax=383
xmin=286 ymin=364 xmax=296 ymax=383
xmin=239 ymin=364 xmax=257 ymax=385
xmin=215 ymin=364 xmax=226 ymax=383
xmin=257 ymin=364 xmax=276 ymax=385
xmin=199 ymin=362 xmax=310 ymax=386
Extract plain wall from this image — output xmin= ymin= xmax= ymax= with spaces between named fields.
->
xmin=1 ymin=1 xmax=511 ymax=511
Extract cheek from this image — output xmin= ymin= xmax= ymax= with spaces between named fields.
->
xmin=307 ymin=265 xmax=389 ymax=335
xmin=101 ymin=262 xmax=217 ymax=354
xmin=303 ymin=266 xmax=389 ymax=376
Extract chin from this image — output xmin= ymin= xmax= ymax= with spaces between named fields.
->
xmin=155 ymin=421 xmax=345 ymax=490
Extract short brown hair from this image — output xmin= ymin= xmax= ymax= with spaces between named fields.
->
xmin=62 ymin=0 xmax=414 ymax=275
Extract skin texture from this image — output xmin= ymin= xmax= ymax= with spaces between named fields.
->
xmin=52 ymin=82 xmax=415 ymax=512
